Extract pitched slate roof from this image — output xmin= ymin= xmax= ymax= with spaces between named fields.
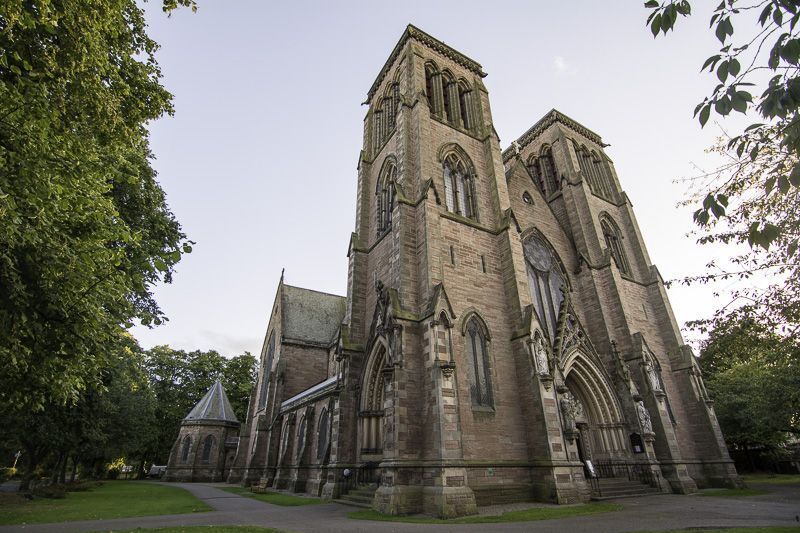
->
xmin=282 ymin=284 xmax=346 ymax=346
xmin=184 ymin=380 xmax=238 ymax=423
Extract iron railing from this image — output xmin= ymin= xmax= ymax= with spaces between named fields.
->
xmin=340 ymin=461 xmax=381 ymax=494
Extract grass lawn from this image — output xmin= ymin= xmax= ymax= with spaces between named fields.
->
xmin=220 ymin=486 xmax=321 ymax=506
xmin=0 ymin=481 xmax=210 ymax=525
xmin=699 ymin=488 xmax=769 ymax=497
xmin=743 ymin=473 xmax=800 ymax=485
xmin=121 ymin=526 xmax=285 ymax=533
xmin=648 ymin=526 xmax=800 ymax=533
xmin=348 ymin=502 xmax=622 ymax=524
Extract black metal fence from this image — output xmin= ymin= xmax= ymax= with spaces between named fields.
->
xmin=340 ymin=461 xmax=381 ymax=494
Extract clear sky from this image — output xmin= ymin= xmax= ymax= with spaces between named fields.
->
xmin=131 ymin=1 xmax=746 ymax=357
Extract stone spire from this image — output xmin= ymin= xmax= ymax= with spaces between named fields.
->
xmin=184 ymin=380 xmax=238 ymax=423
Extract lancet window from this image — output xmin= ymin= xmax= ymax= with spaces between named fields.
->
xmin=443 ymin=153 xmax=476 ymax=219
xmin=373 ymin=82 xmax=400 ymax=150
xmin=464 ymin=315 xmax=493 ymax=407
xmin=258 ymin=332 xmax=275 ymax=409
xmin=575 ymin=142 xmax=614 ymax=200
xmin=600 ymin=216 xmax=630 ymax=275
xmin=317 ymin=408 xmax=330 ymax=461
xmin=180 ymin=436 xmax=192 ymax=463
xmin=201 ymin=435 xmax=214 ymax=463
xmin=376 ymin=161 xmax=396 ymax=234
xmin=523 ymin=234 xmax=567 ymax=341
xmin=424 ymin=61 xmax=476 ymax=132
xmin=528 ymin=145 xmax=560 ymax=197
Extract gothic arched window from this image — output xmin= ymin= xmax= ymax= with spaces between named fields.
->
xmin=442 ymin=72 xmax=457 ymax=124
xmin=443 ymin=153 xmax=475 ymax=219
xmin=601 ymin=216 xmax=630 ymax=275
xmin=180 ymin=436 xmax=192 ymax=463
xmin=317 ymin=408 xmax=330 ymax=461
xmin=425 ymin=63 xmax=441 ymax=116
xmin=376 ymin=162 xmax=396 ymax=234
xmin=523 ymin=235 xmax=567 ymax=341
xmin=201 ymin=435 xmax=214 ymax=463
xmin=464 ymin=315 xmax=493 ymax=407
xmin=539 ymin=145 xmax=560 ymax=195
xmin=458 ymin=80 xmax=474 ymax=131
xmin=296 ymin=416 xmax=307 ymax=461
xmin=258 ymin=332 xmax=275 ymax=409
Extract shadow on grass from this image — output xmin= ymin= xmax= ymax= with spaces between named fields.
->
xmin=348 ymin=502 xmax=622 ymax=524
xmin=220 ymin=486 xmax=321 ymax=506
xmin=0 ymin=481 xmax=210 ymax=525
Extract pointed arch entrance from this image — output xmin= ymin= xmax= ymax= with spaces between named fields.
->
xmin=359 ymin=341 xmax=387 ymax=460
xmin=562 ymin=350 xmax=628 ymax=462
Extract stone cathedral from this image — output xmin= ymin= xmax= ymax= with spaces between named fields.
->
xmin=226 ymin=25 xmax=741 ymax=517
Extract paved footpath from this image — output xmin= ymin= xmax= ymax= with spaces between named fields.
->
xmin=2 ymin=482 xmax=799 ymax=533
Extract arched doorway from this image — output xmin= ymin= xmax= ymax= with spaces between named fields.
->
xmin=563 ymin=350 xmax=628 ymax=463
xmin=358 ymin=342 xmax=387 ymax=462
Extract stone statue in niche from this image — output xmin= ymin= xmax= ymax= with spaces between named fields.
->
xmin=643 ymin=351 xmax=663 ymax=393
xmin=533 ymin=332 xmax=550 ymax=376
xmin=636 ymin=400 xmax=653 ymax=434
xmin=560 ymin=391 xmax=581 ymax=434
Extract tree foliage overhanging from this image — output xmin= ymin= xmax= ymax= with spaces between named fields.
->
xmin=0 ymin=1 xmax=196 ymax=410
xmin=645 ymin=0 xmax=800 ymax=332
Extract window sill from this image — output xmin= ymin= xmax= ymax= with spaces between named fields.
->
xmin=471 ymin=405 xmax=495 ymax=414
xmin=440 ymin=211 xmax=488 ymax=232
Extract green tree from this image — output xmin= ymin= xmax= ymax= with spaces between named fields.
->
xmin=143 ymin=346 xmax=256 ymax=463
xmin=700 ymin=318 xmax=800 ymax=458
xmin=645 ymin=1 xmax=800 ymax=331
xmin=0 ymin=0 xmax=195 ymax=412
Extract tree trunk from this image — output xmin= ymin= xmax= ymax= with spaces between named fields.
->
xmin=59 ymin=453 xmax=68 ymax=484
xmin=69 ymin=455 xmax=78 ymax=483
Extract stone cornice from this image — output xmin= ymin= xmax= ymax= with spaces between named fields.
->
xmin=502 ymin=109 xmax=605 ymax=163
xmin=366 ymin=24 xmax=487 ymax=103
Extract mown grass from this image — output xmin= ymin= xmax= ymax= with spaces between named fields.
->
xmin=699 ymin=487 xmax=769 ymax=497
xmin=120 ymin=526 xmax=285 ymax=533
xmin=348 ymin=502 xmax=622 ymax=524
xmin=658 ymin=526 xmax=800 ymax=533
xmin=743 ymin=473 xmax=800 ymax=485
xmin=0 ymin=481 xmax=210 ymax=525
xmin=220 ymin=486 xmax=321 ymax=506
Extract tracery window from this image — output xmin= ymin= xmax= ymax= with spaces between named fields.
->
xmin=443 ymin=153 xmax=476 ymax=219
xmin=317 ymin=408 xmax=330 ymax=461
xmin=180 ymin=436 xmax=192 ymax=463
xmin=295 ymin=416 xmax=307 ymax=461
xmin=600 ymin=216 xmax=630 ymax=275
xmin=464 ymin=316 xmax=493 ymax=407
xmin=258 ymin=332 xmax=275 ymax=409
xmin=376 ymin=162 xmax=396 ymax=234
xmin=201 ymin=435 xmax=214 ymax=463
xmin=523 ymin=234 xmax=567 ymax=341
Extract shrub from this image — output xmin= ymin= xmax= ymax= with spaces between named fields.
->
xmin=32 ymin=484 xmax=66 ymax=499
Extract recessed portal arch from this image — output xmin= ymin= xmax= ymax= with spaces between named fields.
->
xmin=562 ymin=350 xmax=628 ymax=461
xmin=359 ymin=340 xmax=388 ymax=459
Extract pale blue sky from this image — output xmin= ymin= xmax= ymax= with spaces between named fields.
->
xmin=132 ymin=1 xmax=744 ymax=356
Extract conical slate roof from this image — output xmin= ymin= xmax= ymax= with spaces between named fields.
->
xmin=184 ymin=380 xmax=238 ymax=423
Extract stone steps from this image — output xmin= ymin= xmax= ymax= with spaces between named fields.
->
xmin=591 ymin=478 xmax=662 ymax=500
xmin=337 ymin=484 xmax=376 ymax=508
